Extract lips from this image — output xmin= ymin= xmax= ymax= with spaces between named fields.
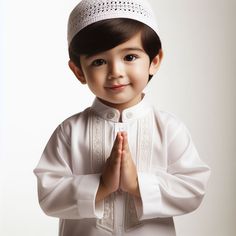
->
xmin=105 ymin=84 xmax=130 ymax=90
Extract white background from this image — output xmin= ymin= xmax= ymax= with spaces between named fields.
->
xmin=1 ymin=0 xmax=236 ymax=235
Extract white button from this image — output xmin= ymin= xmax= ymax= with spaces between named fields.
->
xmin=126 ymin=112 xmax=133 ymax=119
xmin=106 ymin=112 xmax=115 ymax=119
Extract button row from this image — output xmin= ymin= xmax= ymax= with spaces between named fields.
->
xmin=106 ymin=112 xmax=134 ymax=120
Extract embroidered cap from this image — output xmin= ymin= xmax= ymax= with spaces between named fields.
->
xmin=67 ymin=0 xmax=159 ymax=45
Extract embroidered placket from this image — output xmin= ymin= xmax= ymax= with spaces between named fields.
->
xmin=89 ymin=109 xmax=154 ymax=233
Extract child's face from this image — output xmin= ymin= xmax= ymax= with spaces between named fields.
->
xmin=70 ymin=32 xmax=162 ymax=111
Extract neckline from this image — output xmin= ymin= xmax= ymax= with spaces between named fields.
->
xmin=90 ymin=94 xmax=152 ymax=122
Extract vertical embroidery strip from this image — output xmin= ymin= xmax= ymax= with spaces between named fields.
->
xmin=125 ymin=194 xmax=142 ymax=231
xmin=125 ymin=113 xmax=154 ymax=230
xmin=136 ymin=113 xmax=154 ymax=171
xmin=89 ymin=110 xmax=115 ymax=233
xmin=97 ymin=194 xmax=115 ymax=233
xmin=89 ymin=110 xmax=105 ymax=173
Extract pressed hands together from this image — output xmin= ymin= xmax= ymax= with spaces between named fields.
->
xmin=96 ymin=132 xmax=140 ymax=202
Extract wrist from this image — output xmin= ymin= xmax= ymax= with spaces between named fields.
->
xmin=122 ymin=179 xmax=140 ymax=197
xmin=96 ymin=178 xmax=113 ymax=202
xmin=129 ymin=178 xmax=140 ymax=197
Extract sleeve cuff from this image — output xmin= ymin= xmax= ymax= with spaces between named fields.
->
xmin=134 ymin=172 xmax=161 ymax=220
xmin=75 ymin=174 xmax=104 ymax=219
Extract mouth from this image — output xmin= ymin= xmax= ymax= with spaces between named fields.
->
xmin=105 ymin=84 xmax=130 ymax=91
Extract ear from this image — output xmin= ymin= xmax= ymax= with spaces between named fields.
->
xmin=68 ymin=60 xmax=87 ymax=84
xmin=149 ymin=49 xmax=163 ymax=76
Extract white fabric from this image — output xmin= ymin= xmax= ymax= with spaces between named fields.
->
xmin=34 ymin=96 xmax=210 ymax=236
xmin=67 ymin=0 xmax=159 ymax=45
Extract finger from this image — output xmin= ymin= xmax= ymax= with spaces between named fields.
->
xmin=122 ymin=132 xmax=130 ymax=152
xmin=121 ymin=150 xmax=129 ymax=167
xmin=111 ymin=132 xmax=122 ymax=153
xmin=117 ymin=132 xmax=123 ymax=152
xmin=110 ymin=132 xmax=123 ymax=163
xmin=121 ymin=134 xmax=129 ymax=162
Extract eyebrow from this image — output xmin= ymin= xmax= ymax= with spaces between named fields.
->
xmin=121 ymin=47 xmax=145 ymax=53
xmin=84 ymin=47 xmax=145 ymax=59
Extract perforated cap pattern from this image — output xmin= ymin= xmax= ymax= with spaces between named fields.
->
xmin=67 ymin=0 xmax=158 ymax=45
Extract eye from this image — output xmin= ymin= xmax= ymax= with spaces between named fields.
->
xmin=124 ymin=54 xmax=138 ymax=61
xmin=91 ymin=59 xmax=106 ymax=66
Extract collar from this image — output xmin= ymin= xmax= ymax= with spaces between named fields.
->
xmin=90 ymin=95 xmax=152 ymax=123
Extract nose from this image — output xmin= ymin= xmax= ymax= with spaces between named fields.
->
xmin=107 ymin=61 xmax=124 ymax=80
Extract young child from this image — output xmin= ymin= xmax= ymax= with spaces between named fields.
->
xmin=34 ymin=0 xmax=210 ymax=235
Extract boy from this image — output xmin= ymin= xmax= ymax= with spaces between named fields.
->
xmin=34 ymin=0 xmax=210 ymax=235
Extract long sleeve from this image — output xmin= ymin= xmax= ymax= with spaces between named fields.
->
xmin=134 ymin=119 xmax=211 ymax=220
xmin=34 ymin=124 xmax=104 ymax=219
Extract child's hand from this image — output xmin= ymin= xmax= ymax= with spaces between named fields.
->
xmin=96 ymin=132 xmax=123 ymax=202
xmin=120 ymin=132 xmax=140 ymax=197
xmin=96 ymin=132 xmax=140 ymax=202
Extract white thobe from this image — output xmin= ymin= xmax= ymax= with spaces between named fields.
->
xmin=34 ymin=96 xmax=210 ymax=236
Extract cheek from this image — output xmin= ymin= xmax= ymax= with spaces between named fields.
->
xmin=134 ymin=61 xmax=149 ymax=73
xmin=84 ymin=70 xmax=104 ymax=83
xmin=86 ymin=74 xmax=106 ymax=92
xmin=131 ymin=64 xmax=150 ymax=80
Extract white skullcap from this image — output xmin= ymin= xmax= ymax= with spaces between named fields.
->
xmin=67 ymin=0 xmax=159 ymax=45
